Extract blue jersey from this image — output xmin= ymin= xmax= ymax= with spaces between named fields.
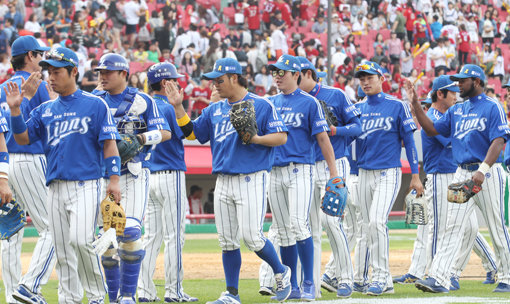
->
xmin=346 ymin=144 xmax=359 ymax=175
xmin=422 ymin=108 xmax=457 ymax=174
xmin=356 ymin=93 xmax=417 ymax=170
xmin=434 ymin=93 xmax=510 ymax=165
xmin=0 ymin=71 xmax=50 ymax=154
xmin=25 ymin=90 xmax=120 ymax=185
xmin=94 ymin=87 xmax=169 ymax=172
xmin=145 ymin=94 xmax=186 ymax=172
xmin=269 ymin=88 xmax=329 ymax=166
xmin=193 ymin=92 xmax=287 ymax=174
xmin=308 ymin=84 xmax=361 ymax=161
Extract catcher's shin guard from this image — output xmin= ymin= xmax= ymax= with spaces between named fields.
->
xmin=102 ymin=251 xmax=120 ymax=302
xmin=118 ymin=240 xmax=145 ymax=298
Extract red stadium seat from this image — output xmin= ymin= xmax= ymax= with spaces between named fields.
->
xmin=380 ymin=29 xmax=391 ymax=40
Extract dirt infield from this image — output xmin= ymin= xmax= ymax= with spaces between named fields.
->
xmin=5 ymin=234 xmax=488 ymax=281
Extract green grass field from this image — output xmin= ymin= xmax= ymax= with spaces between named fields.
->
xmin=3 ymin=230 xmax=510 ymax=304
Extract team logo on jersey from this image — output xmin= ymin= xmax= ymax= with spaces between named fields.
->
xmin=213 ymin=108 xmax=222 ymax=116
xmin=453 ymin=118 xmax=487 ymax=139
xmin=46 ymin=116 xmax=92 ymax=146
xmin=381 ymin=171 xmax=386 ymax=177
xmin=454 ymin=108 xmax=463 ymax=115
xmin=245 ymin=176 xmax=251 ymax=182
xmin=42 ymin=108 xmax=53 ymax=118
xmin=280 ymin=112 xmax=305 ymax=127
xmin=485 ymin=172 xmax=491 ymax=178
xmin=78 ymin=181 xmax=84 ymax=186
xmin=358 ymin=117 xmax=394 ymax=139
xmin=293 ymin=168 xmax=299 ymax=173
xmin=214 ymin=118 xmax=237 ymax=142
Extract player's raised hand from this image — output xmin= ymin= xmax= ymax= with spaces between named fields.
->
xmin=46 ymin=83 xmax=59 ymax=100
xmin=403 ymin=78 xmax=419 ymax=105
xmin=164 ymin=80 xmax=184 ymax=106
xmin=210 ymin=87 xmax=221 ymax=102
xmin=4 ymin=82 xmax=24 ymax=110
xmin=21 ymin=72 xmax=42 ymax=100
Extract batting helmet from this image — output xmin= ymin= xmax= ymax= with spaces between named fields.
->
xmin=147 ymin=62 xmax=184 ymax=85
xmin=95 ymin=53 xmax=130 ymax=74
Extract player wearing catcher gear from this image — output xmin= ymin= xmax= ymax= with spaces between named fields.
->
xmin=4 ymin=46 xmax=122 ymax=304
xmin=0 ymin=36 xmax=57 ymax=304
xmin=354 ymin=61 xmax=424 ymax=296
xmin=408 ymin=64 xmax=510 ymax=293
xmin=93 ymin=53 xmax=171 ymax=304
xmin=395 ymin=75 xmax=497 ymax=288
xmin=167 ymin=57 xmax=292 ymax=304
xmin=137 ymin=62 xmax=198 ymax=303
xmin=266 ymin=54 xmax=339 ymax=301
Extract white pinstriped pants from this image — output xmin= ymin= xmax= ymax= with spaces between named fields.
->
xmin=358 ymin=167 xmax=402 ymax=287
xmin=1 ymin=153 xmax=56 ymax=303
xmin=429 ymin=164 xmax=510 ymax=288
xmin=138 ymin=171 xmax=187 ymax=300
xmin=48 ymin=179 xmax=106 ymax=304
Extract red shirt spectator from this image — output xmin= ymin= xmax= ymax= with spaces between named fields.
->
xmin=177 ymin=73 xmax=192 ymax=105
xmin=190 ymin=81 xmax=212 ymax=116
xmin=277 ymin=0 xmax=292 ymax=27
xmin=262 ymin=0 xmax=277 ymax=24
xmin=458 ymin=30 xmax=470 ymax=52
xmin=244 ymin=4 xmax=260 ymax=30
xmin=404 ymin=7 xmax=417 ymax=32
xmin=336 ymin=63 xmax=353 ymax=76
xmin=299 ymin=2 xmax=310 ymax=21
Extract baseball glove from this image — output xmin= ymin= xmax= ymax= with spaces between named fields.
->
xmin=0 ymin=200 xmax=26 ymax=240
xmin=318 ymin=99 xmax=338 ymax=127
xmin=229 ymin=100 xmax=258 ymax=145
xmin=117 ymin=133 xmax=143 ymax=164
xmin=405 ymin=190 xmax=428 ymax=225
xmin=447 ymin=179 xmax=482 ymax=204
xmin=100 ymin=194 xmax=126 ymax=236
xmin=321 ymin=176 xmax=348 ymax=217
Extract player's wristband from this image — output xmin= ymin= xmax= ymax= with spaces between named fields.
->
xmin=141 ymin=130 xmax=163 ymax=145
xmin=330 ymin=126 xmax=337 ymax=136
xmin=177 ymin=114 xmax=191 ymax=126
xmin=477 ymin=162 xmax=491 ymax=175
xmin=10 ymin=114 xmax=27 ymax=134
xmin=105 ymin=156 xmax=121 ymax=177
xmin=0 ymin=152 xmax=8 ymax=176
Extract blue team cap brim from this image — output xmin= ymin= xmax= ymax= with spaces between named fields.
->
xmin=39 ymin=59 xmax=75 ymax=68
xmin=354 ymin=70 xmax=380 ymax=78
xmin=317 ymin=71 xmax=327 ymax=78
xmin=447 ymin=86 xmax=460 ymax=92
xmin=269 ymin=62 xmax=299 ymax=72
xmin=202 ymin=71 xmax=226 ymax=79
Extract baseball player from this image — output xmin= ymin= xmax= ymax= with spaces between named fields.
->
xmin=266 ymin=54 xmax=339 ymax=301
xmin=166 ymin=57 xmax=292 ymax=304
xmin=408 ymin=64 xmax=510 ymax=293
xmin=0 ymin=36 xmax=57 ymax=304
xmin=354 ymin=61 xmax=424 ymax=295
xmin=137 ymin=62 xmax=197 ymax=303
xmin=298 ymin=56 xmax=360 ymax=298
xmin=93 ymin=53 xmax=171 ymax=304
xmin=395 ymin=75 xmax=498 ymax=288
xmin=4 ymin=46 xmax=122 ymax=304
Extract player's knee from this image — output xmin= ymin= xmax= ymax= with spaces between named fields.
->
xmin=118 ymin=226 xmax=141 ymax=243
xmin=101 ymin=254 xmax=119 ymax=268
xmin=118 ymin=239 xmax=145 ymax=263
xmin=242 ymin=236 xmax=265 ymax=252
xmin=369 ymin=218 xmax=387 ymax=230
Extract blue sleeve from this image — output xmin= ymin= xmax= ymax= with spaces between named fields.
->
xmin=26 ymin=106 xmax=44 ymax=143
xmin=259 ymin=99 xmax=287 ymax=134
xmin=333 ymin=91 xmax=362 ymax=138
xmin=398 ymin=101 xmax=417 ymax=135
xmin=403 ymin=131 xmax=419 ymax=174
xmin=141 ymin=94 xmax=170 ymax=132
xmin=488 ymin=102 xmax=510 ymax=143
xmin=97 ymin=100 xmax=121 ymax=144
xmin=434 ymin=106 xmax=454 ymax=138
xmin=0 ymin=110 xmax=8 ymax=133
xmin=192 ymin=106 xmax=212 ymax=144
xmin=310 ymin=98 xmax=330 ymax=136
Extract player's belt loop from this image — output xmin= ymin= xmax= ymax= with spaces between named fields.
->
xmin=459 ymin=163 xmax=480 ymax=171
xmin=153 ymin=170 xmax=174 ymax=175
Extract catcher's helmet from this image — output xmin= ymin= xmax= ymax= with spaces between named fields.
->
xmin=95 ymin=53 xmax=130 ymax=74
xmin=147 ymin=62 xmax=184 ymax=85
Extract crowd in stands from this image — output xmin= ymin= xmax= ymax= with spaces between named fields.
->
xmin=1 ymin=0 xmax=510 ymax=114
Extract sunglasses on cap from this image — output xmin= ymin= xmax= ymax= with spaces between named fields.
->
xmin=271 ymin=69 xmax=288 ymax=77
xmin=47 ymin=49 xmax=76 ymax=67
xmin=355 ymin=64 xmax=371 ymax=72
xmin=437 ymin=82 xmax=458 ymax=91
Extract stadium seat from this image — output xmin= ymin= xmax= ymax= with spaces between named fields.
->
xmin=380 ymin=29 xmax=391 ymax=40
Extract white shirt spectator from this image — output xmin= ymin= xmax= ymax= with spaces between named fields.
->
xmin=270 ymin=28 xmax=288 ymax=54
xmin=443 ymin=6 xmax=458 ymax=24
xmin=173 ymin=32 xmax=191 ymax=55
xmin=441 ymin=24 xmax=459 ymax=45
xmin=76 ymin=51 xmax=87 ymax=82
xmin=124 ymin=0 xmax=147 ymax=25
xmin=0 ymin=3 xmax=8 ymax=18
xmin=25 ymin=20 xmax=42 ymax=33
xmin=188 ymin=30 xmax=201 ymax=49
xmin=494 ymin=55 xmax=504 ymax=76
xmin=216 ymin=49 xmax=237 ymax=59
xmin=430 ymin=45 xmax=447 ymax=67
xmin=482 ymin=20 xmax=494 ymax=38
xmin=466 ymin=20 xmax=479 ymax=43
xmin=247 ymin=48 xmax=259 ymax=72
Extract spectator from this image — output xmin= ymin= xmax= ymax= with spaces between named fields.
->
xmin=216 ymin=42 xmax=237 ymax=60
xmin=276 ymin=0 xmax=292 ymax=27
xmin=262 ymin=0 xmax=277 ymax=30
xmin=81 ymin=59 xmax=99 ymax=92
xmin=370 ymin=45 xmax=387 ymax=64
xmin=479 ymin=42 xmax=495 ymax=75
xmin=4 ymin=4 xmax=21 ymax=29
xmin=372 ymin=12 xmax=387 ymax=31
xmin=270 ymin=10 xmax=285 ymax=28
xmin=188 ymin=185 xmax=203 ymax=224
xmin=387 ymin=32 xmax=402 ymax=66
xmin=244 ymin=0 xmax=260 ymax=35
xmin=457 ymin=24 xmax=470 ymax=68
xmin=403 ymin=0 xmax=418 ymax=43
xmin=128 ymin=72 xmax=145 ymax=90
xmin=43 ymin=0 xmax=61 ymax=20
xmin=203 ymin=188 xmax=215 ymax=215
xmin=492 ymin=47 xmax=504 ymax=81
xmin=105 ymin=0 xmax=125 ymax=49
xmin=179 ymin=51 xmax=196 ymax=77
xmin=172 ymin=27 xmax=191 ymax=57
xmin=443 ymin=2 xmax=458 ymax=25
xmin=70 ymin=11 xmax=83 ymax=45
xmin=344 ymin=34 xmax=356 ymax=55
xmin=392 ymin=7 xmax=407 ymax=41
xmin=373 ymin=33 xmax=387 ymax=55
xmin=137 ymin=16 xmax=152 ymax=45
xmin=413 ymin=14 xmax=430 ymax=46
xmin=124 ymin=0 xmax=147 ymax=47
xmin=190 ymin=79 xmax=212 ymax=119
xmin=480 ymin=10 xmax=495 ymax=44
xmin=344 ymin=75 xmax=356 ymax=101
xmin=501 ymin=15 xmax=510 ymax=43
xmin=352 ymin=14 xmax=366 ymax=35
xmin=203 ymin=37 xmax=219 ymax=73
xmin=83 ymin=27 xmax=102 ymax=48
xmin=335 ymin=56 xmax=353 ymax=77
xmin=465 ymin=13 xmax=479 ymax=44
xmin=225 ymin=27 xmax=240 ymax=48
xmin=269 ymin=23 xmax=288 ymax=58
xmin=0 ymin=53 xmax=9 ymax=78
xmin=312 ymin=15 xmax=327 ymax=34
xmin=430 ymin=15 xmax=443 ymax=40
xmin=133 ymin=42 xmax=149 ymax=62
xmin=149 ymin=10 xmax=163 ymax=41
xmin=254 ymin=65 xmax=273 ymax=92
xmin=444 ymin=37 xmax=456 ymax=71
xmin=430 ymin=37 xmax=448 ymax=76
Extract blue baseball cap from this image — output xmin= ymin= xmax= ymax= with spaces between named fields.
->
xmin=450 ymin=64 xmax=486 ymax=82
xmin=11 ymin=36 xmax=50 ymax=57
xmin=296 ymin=56 xmax=327 ymax=79
xmin=202 ymin=58 xmax=242 ymax=79
xmin=432 ymin=75 xmax=459 ymax=92
xmin=269 ymin=54 xmax=301 ymax=72
xmin=147 ymin=62 xmax=183 ymax=85
xmin=357 ymin=85 xmax=366 ymax=98
xmin=354 ymin=61 xmax=384 ymax=78
xmin=39 ymin=47 xmax=78 ymax=68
